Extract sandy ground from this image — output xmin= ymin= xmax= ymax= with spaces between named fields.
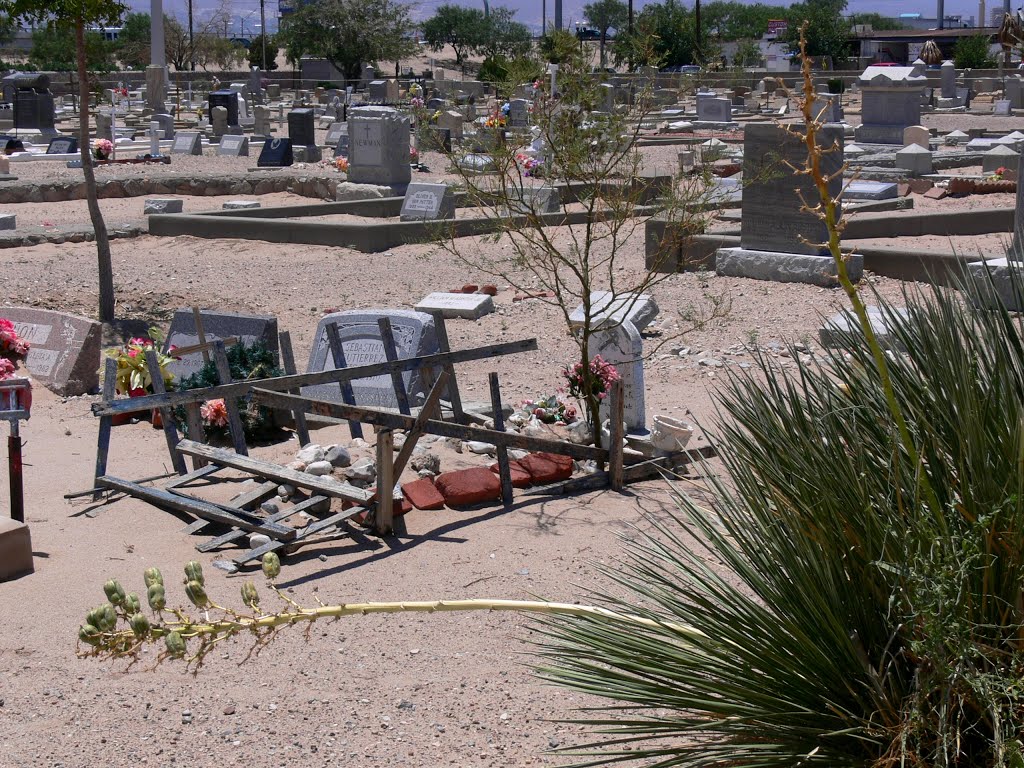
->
xmin=0 ymin=89 xmax=1017 ymax=767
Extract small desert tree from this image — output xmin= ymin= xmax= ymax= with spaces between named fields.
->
xmin=421 ymin=4 xmax=488 ymax=67
xmin=583 ymin=0 xmax=628 ymax=69
xmin=433 ymin=44 xmax=723 ymax=447
xmin=1 ymin=0 xmax=127 ymax=323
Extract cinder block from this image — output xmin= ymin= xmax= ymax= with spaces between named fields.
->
xmin=0 ymin=518 xmax=33 ymax=581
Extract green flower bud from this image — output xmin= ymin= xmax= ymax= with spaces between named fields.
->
xmin=184 ymin=579 xmax=209 ymax=608
xmin=147 ymin=583 xmax=166 ymax=612
xmin=165 ymin=631 xmax=186 ymax=659
xmin=241 ymin=581 xmax=260 ymax=609
xmin=143 ymin=567 xmax=163 ymax=588
xmin=78 ymin=624 xmax=101 ymax=646
xmin=129 ymin=612 xmax=151 ymax=639
xmin=103 ymin=579 xmax=126 ymax=606
xmin=86 ymin=606 xmax=104 ymax=629
xmin=96 ymin=603 xmax=117 ymax=632
xmin=184 ymin=561 xmax=204 ymax=585
xmin=261 ymin=552 xmax=281 ymax=580
xmin=124 ymin=592 xmax=141 ymax=614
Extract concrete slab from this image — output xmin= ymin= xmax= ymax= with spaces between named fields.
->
xmin=144 ymin=198 xmax=183 ymax=215
xmin=715 ymin=246 xmax=863 ymax=286
xmin=967 ymin=257 xmax=1024 ymax=310
xmin=415 ymin=292 xmax=495 ymax=320
xmin=819 ymin=305 xmax=910 ymax=349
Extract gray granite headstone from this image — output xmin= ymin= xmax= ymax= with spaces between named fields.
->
xmin=507 ymin=98 xmax=530 ymax=128
xmin=399 ymin=182 xmax=456 ymax=221
xmin=415 ymin=292 xmax=494 ymax=320
xmin=940 ymin=60 xmax=956 ymax=99
xmin=0 ymin=307 xmax=100 ymax=395
xmin=164 ymin=309 xmax=278 ymax=382
xmin=347 ymin=106 xmax=411 ymax=186
xmin=591 ymin=319 xmax=645 ymax=432
xmin=46 ymin=136 xmax=77 ymax=154
xmin=740 ymin=122 xmax=843 ymax=255
xmin=325 ymin=121 xmax=346 ymax=147
xmin=844 ymin=180 xmax=898 ymax=200
xmin=171 ymin=132 xmax=202 ymax=155
xmin=288 ymin=108 xmax=316 ymax=146
xmin=216 ymin=134 xmax=249 ymax=157
xmin=303 ymin=310 xmax=439 ymax=408
xmin=508 ymin=185 xmax=560 ymax=214
xmin=697 ymin=97 xmax=731 ymax=122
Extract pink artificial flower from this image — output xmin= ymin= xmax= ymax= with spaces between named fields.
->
xmin=201 ymin=399 xmax=230 ymax=428
xmin=0 ymin=357 xmax=15 ymax=380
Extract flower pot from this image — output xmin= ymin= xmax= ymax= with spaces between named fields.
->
xmin=650 ymin=415 xmax=694 ymax=453
xmin=151 ymin=409 xmax=163 ymax=429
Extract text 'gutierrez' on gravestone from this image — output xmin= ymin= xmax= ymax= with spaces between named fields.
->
xmin=0 ymin=307 xmax=101 ymax=395
xmin=302 ymin=309 xmax=439 ymax=409
xmin=164 ymin=309 xmax=279 ymax=382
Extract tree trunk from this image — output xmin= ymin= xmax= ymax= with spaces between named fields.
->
xmin=75 ymin=19 xmax=115 ymax=323
xmin=599 ymin=33 xmax=606 ymax=69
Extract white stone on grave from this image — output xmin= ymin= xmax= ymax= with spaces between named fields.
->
xmin=902 ymin=125 xmax=930 ymax=150
xmin=895 ymin=143 xmax=933 ymax=176
xmin=591 ymin=319 xmax=646 ymax=433
xmin=415 ymin=292 xmax=494 ymax=320
xmin=569 ymin=291 xmax=659 ymax=332
xmin=143 ymin=198 xmax=183 ymax=214
xmin=223 ymin=200 xmax=261 ymax=210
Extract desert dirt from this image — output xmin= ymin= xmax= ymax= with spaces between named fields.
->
xmin=0 ymin=75 xmax=1015 ymax=767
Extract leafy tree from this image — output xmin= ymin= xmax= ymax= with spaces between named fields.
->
xmin=1 ymin=0 xmax=127 ymax=323
xmin=583 ymin=0 xmax=628 ymax=68
xmin=421 ymin=4 xmax=488 ymax=66
xmin=192 ymin=34 xmax=244 ymax=71
xmin=732 ymin=37 xmax=763 ymax=66
xmin=477 ymin=7 xmax=532 ymax=61
xmin=954 ymin=33 xmax=996 ymax=68
xmin=115 ymin=11 xmax=150 ymax=69
xmin=539 ymin=28 xmax=582 ymax=64
xmin=703 ymin=1 xmax=786 ymax=41
xmin=248 ymin=32 xmax=278 ymax=71
xmin=277 ymin=0 xmax=416 ymax=82
xmin=848 ymin=11 xmax=904 ymax=31
xmin=30 ymin=22 xmax=115 ymax=71
xmin=627 ymin=0 xmax=701 ymax=67
xmin=782 ymin=0 xmax=851 ymax=63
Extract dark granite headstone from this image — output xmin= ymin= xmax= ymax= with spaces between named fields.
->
xmin=303 ymin=309 xmax=438 ymax=408
xmin=740 ymin=122 xmax=843 ymax=255
xmin=325 ymin=121 xmax=346 ymax=147
xmin=170 ymin=132 xmax=202 ymax=155
xmin=46 ymin=136 xmax=77 ymax=154
xmin=0 ymin=136 xmax=25 ymax=154
xmin=216 ymin=134 xmax=249 ymax=157
xmin=257 ymin=137 xmax=293 ymax=167
xmin=164 ymin=309 xmax=278 ymax=382
xmin=287 ymin=108 xmax=316 ymax=147
xmin=208 ymin=90 xmax=239 ymax=126
xmin=0 ymin=307 xmax=100 ymax=395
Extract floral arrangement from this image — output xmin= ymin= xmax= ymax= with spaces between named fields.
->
xmin=115 ymin=87 xmax=128 ymax=98
xmin=408 ymin=83 xmax=422 ymax=99
xmin=92 ymin=138 xmax=113 ymax=161
xmin=200 ymin=399 xmax=229 ymax=429
xmin=106 ymin=333 xmax=177 ymax=396
xmin=989 ymin=166 xmax=1009 ymax=181
xmin=521 ymin=394 xmax=577 ymax=424
xmin=563 ymin=355 xmax=621 ymax=402
xmin=515 ymin=152 xmax=543 ymax=178
xmin=409 ymin=147 xmax=419 ymax=164
xmin=484 ymin=111 xmax=507 ymax=129
xmin=0 ymin=318 xmax=29 ymax=381
xmin=410 ymin=96 xmax=424 ymax=109
xmin=334 ymin=156 xmax=349 ymax=173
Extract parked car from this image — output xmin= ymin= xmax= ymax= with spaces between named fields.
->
xmin=660 ymin=64 xmax=701 ymax=74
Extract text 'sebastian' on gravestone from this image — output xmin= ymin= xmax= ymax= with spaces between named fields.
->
xmin=715 ymin=122 xmax=863 ymax=286
xmin=347 ymin=106 xmax=412 ymax=187
xmin=0 ymin=307 xmax=101 ymax=395
xmin=303 ymin=309 xmax=439 ymax=409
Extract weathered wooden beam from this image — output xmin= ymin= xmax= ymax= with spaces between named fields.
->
xmin=249 ymin=389 xmax=609 ymax=462
xmin=196 ymin=494 xmax=328 ymax=552
xmin=91 ymin=338 xmax=538 ymax=417
xmin=391 ymin=371 xmax=449 ymax=478
xmin=608 ymin=380 xmax=625 ymax=492
xmin=232 ymin=507 xmax=362 ymax=565
xmin=163 ymin=464 xmax=222 ymax=489
xmin=92 ymin=357 xmax=118 ymax=499
xmin=277 ymin=330 xmax=310 ymax=447
xmin=489 ymin=372 xmax=513 ymax=507
xmin=325 ymin=321 xmax=363 ymax=439
xmin=213 ymin=340 xmax=249 ymax=456
xmin=145 ymin=349 xmax=188 ymax=475
xmin=375 ymin=430 xmax=394 ymax=535
xmin=174 ymin=440 xmax=374 ymax=503
xmin=96 ymin=475 xmax=297 ymax=539
xmin=378 ymin=317 xmax=411 ymax=416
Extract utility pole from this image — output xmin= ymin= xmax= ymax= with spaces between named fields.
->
xmin=260 ymin=0 xmax=267 ymax=72
xmin=628 ymin=0 xmax=633 ymax=35
xmin=187 ymin=0 xmax=195 ymax=70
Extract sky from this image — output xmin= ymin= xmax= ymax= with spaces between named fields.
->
xmin=121 ymin=0 xmax=998 ymax=37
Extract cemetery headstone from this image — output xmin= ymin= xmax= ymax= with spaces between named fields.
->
xmin=287 ymin=108 xmax=316 ymax=146
xmin=508 ymin=185 xmax=561 ymax=215
xmin=368 ymin=80 xmax=399 ymax=103
xmin=211 ymin=105 xmax=228 ymax=137
xmin=257 ymin=137 xmax=293 ymax=167
xmin=46 ymin=135 xmax=77 ymax=154
xmin=153 ymin=113 xmax=174 ymax=139
xmin=399 ymin=182 xmax=456 ymax=221
xmin=171 ymin=131 xmax=202 ymax=155
xmin=302 ymin=309 xmax=439 ymax=408
xmin=95 ymin=112 xmax=113 ymax=142
xmin=982 ymin=144 xmax=1018 ymax=174
xmin=591 ymin=319 xmax=646 ymax=432
xmin=844 ymin=180 xmax=898 ymax=200
xmin=164 ymin=309 xmax=279 ymax=382
xmin=347 ymin=106 xmax=411 ymax=186
xmin=0 ymin=307 xmax=101 ymax=395
xmin=715 ymin=122 xmax=863 ymax=286
xmin=903 ymin=125 xmax=930 ymax=149
xmin=415 ymin=292 xmax=494 ymax=320
xmin=325 ymin=121 xmax=346 ymax=148
xmin=895 ymin=143 xmax=933 ymax=175
xmin=253 ymin=105 xmax=272 ymax=137
xmin=507 ymin=99 xmax=530 ymax=128
xmin=144 ymin=198 xmax=183 ymax=214
xmin=217 ymin=134 xmax=249 ymax=157
xmin=569 ymin=291 xmax=660 ymax=332
xmin=855 ymin=63 xmax=928 ymax=144
xmin=994 ymin=100 xmax=1012 ymax=116
xmin=207 ymin=90 xmax=239 ymax=125
xmin=436 ymin=110 xmax=463 ymax=138
xmin=696 ymin=96 xmax=732 ymax=123
xmin=940 ymin=60 xmax=956 ymax=99
xmin=2 ymin=72 xmax=56 ymax=136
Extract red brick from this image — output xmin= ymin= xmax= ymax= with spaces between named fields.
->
xmin=923 ymin=187 xmax=948 ymax=200
xmin=347 ymin=488 xmax=412 ymax=524
xmin=480 ymin=284 xmax=498 ymax=296
xmin=516 ymin=452 xmax=574 ymax=484
xmin=402 ymin=478 xmax=447 ymax=510
xmin=461 ymin=284 xmax=479 ymax=294
xmin=488 ymin=460 xmax=533 ymax=488
xmin=434 ymin=467 xmax=502 ymax=507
